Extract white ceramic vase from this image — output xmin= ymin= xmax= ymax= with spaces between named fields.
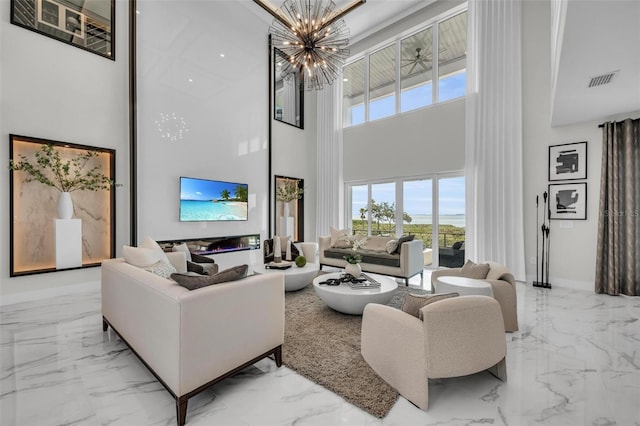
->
xmin=345 ymin=262 xmax=362 ymax=277
xmin=58 ymin=192 xmax=74 ymax=219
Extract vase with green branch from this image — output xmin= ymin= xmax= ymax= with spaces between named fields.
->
xmin=9 ymin=144 xmax=120 ymax=219
xmin=276 ymin=179 xmax=303 ymax=217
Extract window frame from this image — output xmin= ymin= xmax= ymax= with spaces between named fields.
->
xmin=342 ymin=3 xmax=467 ymax=127
xmin=345 ymin=170 xmax=465 ymax=268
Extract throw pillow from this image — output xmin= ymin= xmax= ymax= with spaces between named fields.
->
xmin=122 ymin=245 xmax=162 ymax=267
xmin=143 ymin=258 xmax=177 ymax=279
xmin=401 ymin=292 xmax=459 ymax=320
xmin=452 ymin=241 xmax=464 ymax=250
xmin=172 ymin=242 xmax=192 ymax=262
xmin=393 ymin=234 xmax=415 ymax=254
xmin=330 ymin=226 xmax=351 ymax=248
xmin=172 ymin=264 xmax=249 ymax=290
xmin=460 ymin=260 xmax=490 ymax=279
xmin=385 ymin=239 xmax=399 ymax=254
xmin=141 ymin=236 xmax=171 ymax=264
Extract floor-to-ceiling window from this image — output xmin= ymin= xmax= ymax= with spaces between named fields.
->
xmin=342 ymin=5 xmax=467 ymax=127
xmin=346 ymin=173 xmax=465 ymax=268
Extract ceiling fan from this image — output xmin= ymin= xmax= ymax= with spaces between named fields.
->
xmin=402 ymin=47 xmax=433 ymax=74
xmin=401 ymin=47 xmax=447 ymax=74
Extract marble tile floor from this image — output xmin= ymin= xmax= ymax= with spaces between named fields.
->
xmin=1 ymin=278 xmax=639 ymax=426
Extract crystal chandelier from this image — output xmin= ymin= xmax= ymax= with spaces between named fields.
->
xmin=254 ymin=0 xmax=365 ymax=91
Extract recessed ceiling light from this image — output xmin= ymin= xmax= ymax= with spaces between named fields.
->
xmin=343 ymin=78 xmax=349 ymax=82
xmin=136 ymin=10 xmax=140 ymax=14
xmin=220 ymin=53 xmax=225 ymax=58
xmin=188 ymin=78 xmax=193 ymax=83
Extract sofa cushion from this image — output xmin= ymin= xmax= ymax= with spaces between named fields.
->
xmin=122 ymin=245 xmax=162 ymax=267
xmin=394 ymin=234 xmax=415 ymax=254
xmin=330 ymin=226 xmax=351 ymax=248
xmin=324 ymin=247 xmax=401 ymax=268
xmin=172 ymin=242 xmax=192 ymax=262
xmin=361 ymin=236 xmax=390 ymax=251
xmin=401 ymin=292 xmax=459 ymax=320
xmin=143 ymin=258 xmax=177 ymax=279
xmin=460 ymin=260 xmax=490 ymax=279
xmin=171 ymin=265 xmax=249 ymax=290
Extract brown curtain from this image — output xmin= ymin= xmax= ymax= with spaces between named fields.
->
xmin=595 ymin=118 xmax=640 ymax=296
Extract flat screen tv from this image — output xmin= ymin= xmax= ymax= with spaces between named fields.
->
xmin=180 ymin=176 xmax=248 ymax=222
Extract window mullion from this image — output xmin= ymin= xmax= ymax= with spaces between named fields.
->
xmin=432 ymin=23 xmax=439 ymax=104
xmin=395 ymin=39 xmax=401 ymax=114
xmin=364 ymin=55 xmax=370 ymax=123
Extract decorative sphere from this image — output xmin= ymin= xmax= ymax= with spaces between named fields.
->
xmin=295 ymin=256 xmax=307 ymax=267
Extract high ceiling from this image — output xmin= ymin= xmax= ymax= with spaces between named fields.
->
xmin=551 ymin=0 xmax=640 ymax=126
xmin=252 ymin=0 xmax=640 ymax=126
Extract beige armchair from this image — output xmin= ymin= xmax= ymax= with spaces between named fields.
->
xmin=361 ymin=296 xmax=507 ymax=411
xmin=431 ymin=262 xmax=518 ymax=332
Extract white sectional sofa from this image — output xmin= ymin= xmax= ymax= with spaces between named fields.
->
xmin=101 ymin=252 xmax=285 ymax=426
xmin=319 ymin=235 xmax=424 ymax=285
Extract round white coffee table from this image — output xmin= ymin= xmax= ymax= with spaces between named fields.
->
xmin=435 ymin=276 xmax=494 ymax=297
xmin=253 ymin=262 xmax=319 ymax=292
xmin=312 ymin=272 xmax=398 ymax=315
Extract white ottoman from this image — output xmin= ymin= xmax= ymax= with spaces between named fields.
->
xmin=435 ymin=276 xmax=494 ymax=297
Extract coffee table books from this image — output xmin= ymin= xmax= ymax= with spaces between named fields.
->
xmin=348 ymin=273 xmax=382 ymax=289
xmin=266 ymin=261 xmax=292 ymax=270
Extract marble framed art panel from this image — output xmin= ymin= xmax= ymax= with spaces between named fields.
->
xmin=274 ymin=175 xmax=304 ymax=242
xmin=9 ymin=134 xmax=116 ymax=276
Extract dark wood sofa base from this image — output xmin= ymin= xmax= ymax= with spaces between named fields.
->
xmin=319 ymin=264 xmax=424 ymax=286
xmin=102 ymin=317 xmax=282 ymax=426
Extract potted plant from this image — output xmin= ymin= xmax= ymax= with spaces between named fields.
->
xmin=276 ymin=179 xmax=303 ymax=217
xmin=343 ymin=235 xmax=367 ymax=277
xmin=9 ymin=143 xmax=120 ymax=219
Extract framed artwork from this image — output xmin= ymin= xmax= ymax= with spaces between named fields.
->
xmin=10 ymin=0 xmax=115 ymax=60
xmin=548 ymin=182 xmax=587 ymax=220
xmin=548 ymin=141 xmax=587 ymax=181
xmin=9 ymin=134 xmax=116 ymax=276
xmin=274 ymin=175 xmax=304 ymax=242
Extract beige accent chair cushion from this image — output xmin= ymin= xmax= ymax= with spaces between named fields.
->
xmin=361 ymin=296 xmax=507 ymax=411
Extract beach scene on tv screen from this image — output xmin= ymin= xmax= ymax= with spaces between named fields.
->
xmin=180 ymin=178 xmax=248 ymax=221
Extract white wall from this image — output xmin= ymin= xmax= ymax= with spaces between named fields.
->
xmin=344 ymin=99 xmax=465 ymax=182
xmin=0 ymin=0 xmax=129 ymax=301
xmin=136 ymin=1 xmax=319 ymax=260
xmin=272 ymin=91 xmax=318 ymax=242
xmin=522 ymin=0 xmax=640 ymax=289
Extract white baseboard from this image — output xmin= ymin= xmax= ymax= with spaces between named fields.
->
xmin=0 ymin=280 xmax=100 ymax=307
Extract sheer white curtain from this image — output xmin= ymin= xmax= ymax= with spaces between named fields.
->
xmin=316 ymin=82 xmax=344 ymax=238
xmin=465 ymin=0 xmax=526 ymax=280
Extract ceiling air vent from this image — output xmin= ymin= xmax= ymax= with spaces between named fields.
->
xmin=588 ymin=71 xmax=618 ymax=88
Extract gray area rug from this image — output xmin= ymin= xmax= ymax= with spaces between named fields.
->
xmin=283 ymin=280 xmax=428 ymax=418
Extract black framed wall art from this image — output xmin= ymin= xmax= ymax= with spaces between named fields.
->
xmin=548 ymin=141 xmax=587 ymax=181
xmin=548 ymin=182 xmax=587 ymax=220
xmin=9 ymin=134 xmax=117 ymax=276
xmin=10 ymin=0 xmax=115 ymax=60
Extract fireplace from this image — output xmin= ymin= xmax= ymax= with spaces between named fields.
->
xmin=158 ymin=234 xmax=260 ymax=255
